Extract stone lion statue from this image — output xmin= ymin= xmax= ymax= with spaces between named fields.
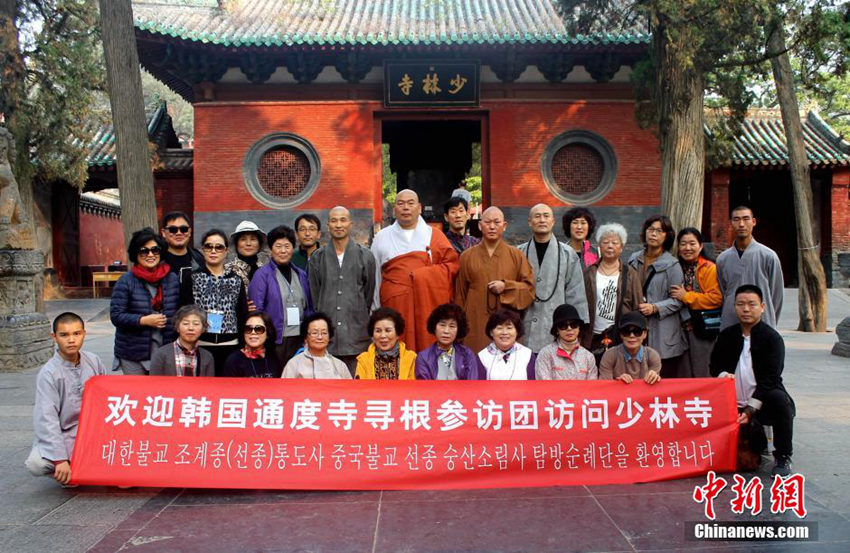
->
xmin=0 ymin=126 xmax=35 ymax=250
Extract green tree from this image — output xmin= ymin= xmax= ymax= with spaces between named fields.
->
xmin=0 ymin=0 xmax=105 ymax=215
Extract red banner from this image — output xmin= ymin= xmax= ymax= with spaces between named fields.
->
xmin=71 ymin=377 xmax=738 ymax=489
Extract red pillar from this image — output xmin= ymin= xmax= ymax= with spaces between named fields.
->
xmin=709 ymin=168 xmax=731 ymax=251
xmin=832 ymin=167 xmax=850 ymax=256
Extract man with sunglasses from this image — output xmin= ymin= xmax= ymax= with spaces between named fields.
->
xmin=710 ymin=284 xmax=795 ymax=476
xmin=599 ymin=312 xmax=662 ymax=385
xmin=160 ymin=211 xmax=204 ymax=285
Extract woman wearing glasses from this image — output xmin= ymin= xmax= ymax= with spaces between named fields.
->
xmin=282 ymin=313 xmax=351 ymax=379
xmin=180 ymin=229 xmax=248 ymax=375
xmin=249 ymin=225 xmax=314 ymax=366
xmin=627 ymin=215 xmax=688 ymax=379
xmin=223 ymin=311 xmax=281 ymax=378
xmin=535 ymin=304 xmax=597 ymax=380
xmin=110 ymin=227 xmax=180 ymax=375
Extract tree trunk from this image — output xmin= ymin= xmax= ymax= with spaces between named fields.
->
xmin=98 ymin=0 xmax=157 ymax=246
xmin=766 ymin=20 xmax=828 ymax=332
xmin=0 ymin=0 xmax=35 ymax=228
xmin=655 ymin=27 xmax=706 ymax=234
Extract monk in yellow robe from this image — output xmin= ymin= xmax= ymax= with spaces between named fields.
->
xmin=371 ymin=190 xmax=459 ymax=351
xmin=455 ymin=206 xmax=535 ymax=352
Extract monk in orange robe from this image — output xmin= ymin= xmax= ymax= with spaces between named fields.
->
xmin=371 ymin=190 xmax=459 ymax=352
xmin=456 ymin=206 xmax=535 ymax=352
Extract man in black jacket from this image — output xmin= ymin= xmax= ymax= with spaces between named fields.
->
xmin=710 ymin=284 xmax=795 ymax=476
xmin=160 ymin=211 xmax=204 ymax=286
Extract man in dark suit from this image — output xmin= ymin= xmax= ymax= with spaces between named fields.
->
xmin=710 ymin=284 xmax=795 ymax=476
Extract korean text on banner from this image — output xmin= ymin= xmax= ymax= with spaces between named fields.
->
xmin=71 ymin=377 xmax=738 ymax=489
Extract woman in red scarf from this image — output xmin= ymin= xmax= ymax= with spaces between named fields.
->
xmin=110 ymin=228 xmax=180 ymax=374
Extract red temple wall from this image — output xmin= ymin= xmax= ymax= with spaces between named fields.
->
xmin=192 ymin=100 xmax=661 ymax=219
xmin=193 ymin=102 xmax=380 ymax=214
xmin=79 ymin=212 xmax=127 ymax=266
xmin=487 ymin=101 xmax=661 ymax=208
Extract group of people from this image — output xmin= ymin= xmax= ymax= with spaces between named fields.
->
xmin=25 ymin=193 xmax=796 ymax=485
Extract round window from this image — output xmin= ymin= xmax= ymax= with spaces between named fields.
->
xmin=541 ymin=130 xmax=617 ymax=205
xmin=243 ymin=133 xmax=321 ymax=208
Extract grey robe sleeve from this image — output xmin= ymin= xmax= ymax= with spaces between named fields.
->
xmin=362 ymin=248 xmax=377 ymax=314
xmin=33 ymin=370 xmax=68 ymax=461
xmin=768 ymin=250 xmax=784 ymax=321
xmin=562 ymin=244 xmax=589 ymax=322
xmin=653 ymin=263 xmax=685 ymax=319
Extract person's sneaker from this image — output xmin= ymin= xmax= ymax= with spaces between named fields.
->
xmin=772 ymin=456 xmax=792 ymax=477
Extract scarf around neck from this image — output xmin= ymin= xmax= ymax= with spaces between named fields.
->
xmin=376 ymin=342 xmax=401 ymax=359
xmin=132 ymin=262 xmax=171 ymax=311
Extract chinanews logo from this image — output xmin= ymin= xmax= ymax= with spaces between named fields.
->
xmin=688 ymin=471 xmax=817 ymax=542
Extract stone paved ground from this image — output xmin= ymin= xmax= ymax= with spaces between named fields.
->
xmin=0 ymin=290 xmax=848 ymax=552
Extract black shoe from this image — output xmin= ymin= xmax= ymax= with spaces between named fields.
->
xmin=772 ymin=456 xmax=792 ymax=477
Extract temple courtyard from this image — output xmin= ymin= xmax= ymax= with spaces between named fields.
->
xmin=0 ymin=289 xmax=848 ymax=552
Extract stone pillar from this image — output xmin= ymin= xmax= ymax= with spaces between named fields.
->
xmin=833 ymin=317 xmax=850 ymax=358
xmin=0 ymin=250 xmax=53 ymax=371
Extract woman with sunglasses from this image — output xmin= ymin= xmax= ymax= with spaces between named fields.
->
xmin=110 ymin=227 xmax=180 ymax=375
xmin=282 ymin=313 xmax=351 ymax=379
xmin=180 ymin=229 xmax=248 ymax=375
xmin=535 ymin=304 xmax=597 ymax=380
xmin=223 ymin=311 xmax=282 ymax=378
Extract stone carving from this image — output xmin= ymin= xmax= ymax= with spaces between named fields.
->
xmin=0 ymin=126 xmax=35 ymax=250
xmin=832 ymin=317 xmax=850 ymax=358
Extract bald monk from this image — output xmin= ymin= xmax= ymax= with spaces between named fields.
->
xmin=371 ymin=190 xmax=459 ymax=351
xmin=456 ymin=207 xmax=536 ymax=352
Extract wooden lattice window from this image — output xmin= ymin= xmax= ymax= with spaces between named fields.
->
xmin=551 ymin=144 xmax=605 ymax=196
xmin=243 ymin=133 xmax=321 ymax=208
xmin=541 ymin=130 xmax=617 ymax=205
xmin=257 ymin=147 xmax=311 ymax=200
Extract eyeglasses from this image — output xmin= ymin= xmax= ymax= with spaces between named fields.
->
xmin=620 ymin=327 xmax=644 ymax=337
xmin=646 ymin=227 xmax=665 ymax=235
xmin=307 ymin=330 xmax=329 ymax=337
xmin=203 ymin=243 xmax=227 ymax=252
xmin=297 ymin=226 xmax=318 ymax=233
xmin=244 ymin=325 xmax=266 ymax=335
xmin=166 ymin=225 xmax=190 ymax=234
xmin=558 ymin=321 xmax=582 ymax=330
xmin=138 ymin=246 xmax=161 ymax=257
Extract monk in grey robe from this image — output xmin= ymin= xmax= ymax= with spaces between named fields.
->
xmin=309 ymin=206 xmax=376 ymax=374
xmin=518 ymin=204 xmax=588 ymax=352
xmin=716 ymin=206 xmax=784 ymax=330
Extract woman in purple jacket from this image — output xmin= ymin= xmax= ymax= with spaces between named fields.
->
xmin=415 ymin=303 xmax=485 ymax=380
xmin=248 ymin=225 xmax=313 ymax=366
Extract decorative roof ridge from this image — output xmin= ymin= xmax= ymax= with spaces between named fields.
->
xmin=807 ymin=110 xmax=850 ymax=154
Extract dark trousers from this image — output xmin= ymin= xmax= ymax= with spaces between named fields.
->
xmin=201 ymin=344 xmax=239 ymax=377
xmin=274 ymin=336 xmax=303 ymax=368
xmin=659 ymin=354 xmax=684 ymax=379
xmin=754 ymin=388 xmax=796 ymax=459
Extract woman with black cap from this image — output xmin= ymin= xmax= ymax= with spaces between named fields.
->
xmin=535 ymin=304 xmax=597 ymax=380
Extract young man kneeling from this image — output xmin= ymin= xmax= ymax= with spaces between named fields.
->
xmin=710 ymin=284 xmax=795 ymax=476
xmin=599 ymin=312 xmax=662 ymax=385
xmin=25 ymin=312 xmax=107 ymax=485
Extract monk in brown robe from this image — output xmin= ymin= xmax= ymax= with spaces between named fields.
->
xmin=455 ymin=206 xmax=535 ymax=352
xmin=371 ymin=190 xmax=459 ymax=352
